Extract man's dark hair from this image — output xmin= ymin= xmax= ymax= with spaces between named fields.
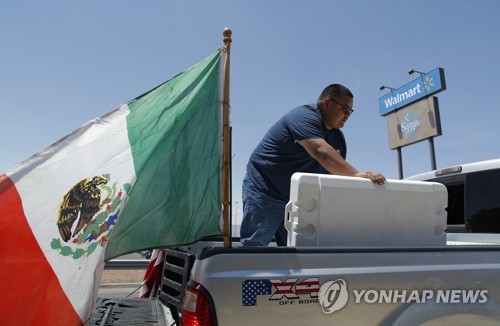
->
xmin=317 ymin=84 xmax=353 ymax=106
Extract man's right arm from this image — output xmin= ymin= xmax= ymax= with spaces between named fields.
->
xmin=298 ymin=138 xmax=386 ymax=184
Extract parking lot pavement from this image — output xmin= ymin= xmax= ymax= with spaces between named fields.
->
xmin=98 ymin=282 xmax=142 ymax=298
xmin=98 ymin=269 xmax=144 ymax=298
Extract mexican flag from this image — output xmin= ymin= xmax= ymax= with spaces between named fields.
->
xmin=0 ymin=49 xmax=225 ymax=325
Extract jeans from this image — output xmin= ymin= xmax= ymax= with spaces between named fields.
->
xmin=240 ymin=177 xmax=288 ymax=246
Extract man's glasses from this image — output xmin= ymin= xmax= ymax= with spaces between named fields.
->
xmin=328 ymin=98 xmax=354 ymax=115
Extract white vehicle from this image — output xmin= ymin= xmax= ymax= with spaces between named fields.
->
xmin=407 ymin=158 xmax=500 ymax=233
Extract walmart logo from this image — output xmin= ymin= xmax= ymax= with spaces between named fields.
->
xmin=423 ymin=76 xmax=435 ymax=92
xmin=378 ymin=67 xmax=445 ymax=116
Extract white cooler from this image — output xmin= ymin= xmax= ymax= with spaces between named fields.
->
xmin=284 ymin=173 xmax=448 ymax=247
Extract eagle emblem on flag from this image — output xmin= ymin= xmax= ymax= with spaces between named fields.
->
xmin=57 ymin=176 xmax=108 ymax=242
xmin=51 ymin=174 xmax=129 ymax=259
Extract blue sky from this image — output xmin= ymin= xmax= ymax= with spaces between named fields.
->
xmin=1 ymin=1 xmax=500 ymax=223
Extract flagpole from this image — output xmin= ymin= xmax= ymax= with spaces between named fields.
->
xmin=222 ymin=28 xmax=232 ymax=248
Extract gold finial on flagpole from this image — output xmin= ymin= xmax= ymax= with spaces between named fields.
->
xmin=223 ymin=28 xmax=232 ymax=45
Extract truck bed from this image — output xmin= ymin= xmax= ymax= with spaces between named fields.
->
xmin=181 ymin=235 xmax=500 ymax=326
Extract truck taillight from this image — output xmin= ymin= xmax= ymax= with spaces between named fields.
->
xmin=182 ymin=280 xmax=217 ymax=326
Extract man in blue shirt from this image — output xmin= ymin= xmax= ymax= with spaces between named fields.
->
xmin=240 ymin=84 xmax=386 ymax=246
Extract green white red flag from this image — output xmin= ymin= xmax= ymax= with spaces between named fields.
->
xmin=0 ymin=49 xmax=225 ymax=325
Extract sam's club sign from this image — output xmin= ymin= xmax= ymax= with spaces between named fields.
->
xmin=379 ymin=68 xmax=446 ymax=116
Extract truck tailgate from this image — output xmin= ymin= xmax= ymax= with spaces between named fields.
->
xmin=191 ymin=246 xmax=500 ymax=325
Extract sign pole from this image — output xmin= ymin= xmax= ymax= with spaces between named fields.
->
xmin=397 ymin=147 xmax=403 ymax=179
xmin=429 ymin=137 xmax=437 ymax=170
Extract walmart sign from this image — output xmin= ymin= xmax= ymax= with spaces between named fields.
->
xmin=379 ymin=68 xmax=446 ymax=116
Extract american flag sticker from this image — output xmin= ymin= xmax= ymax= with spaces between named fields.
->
xmin=242 ymin=280 xmax=273 ymax=306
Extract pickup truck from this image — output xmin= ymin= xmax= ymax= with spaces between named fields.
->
xmin=90 ymin=160 xmax=500 ymax=325
xmin=406 ymin=158 xmax=500 ymax=233
xmin=156 ymin=169 xmax=500 ymax=326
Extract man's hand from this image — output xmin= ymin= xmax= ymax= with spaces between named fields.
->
xmin=355 ymin=171 xmax=386 ymax=185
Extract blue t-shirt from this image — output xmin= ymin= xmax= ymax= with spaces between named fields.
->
xmin=245 ymin=104 xmax=347 ymax=202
